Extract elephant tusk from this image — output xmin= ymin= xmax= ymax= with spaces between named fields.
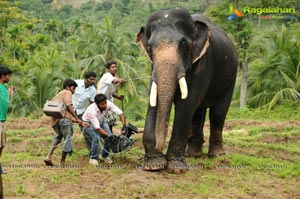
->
xmin=149 ymin=81 xmax=157 ymax=107
xmin=179 ymin=77 xmax=188 ymax=99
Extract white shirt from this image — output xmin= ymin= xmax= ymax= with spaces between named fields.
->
xmin=96 ymin=72 xmax=116 ymax=102
xmin=82 ymin=101 xmax=123 ymax=129
xmin=72 ymin=80 xmax=96 ymax=115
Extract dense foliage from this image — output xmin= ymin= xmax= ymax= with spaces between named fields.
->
xmin=1 ymin=0 xmax=300 ymax=120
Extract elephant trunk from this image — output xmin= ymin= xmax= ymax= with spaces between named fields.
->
xmin=150 ymin=42 xmax=188 ymax=152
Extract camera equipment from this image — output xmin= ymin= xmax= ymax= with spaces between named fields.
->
xmin=109 ymin=123 xmax=139 ymax=153
xmin=122 ymin=123 xmax=139 ymax=138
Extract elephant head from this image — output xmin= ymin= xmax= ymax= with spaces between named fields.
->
xmin=136 ymin=7 xmax=210 ymax=152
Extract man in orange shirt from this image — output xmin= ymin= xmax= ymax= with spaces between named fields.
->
xmin=44 ymin=79 xmax=85 ymax=166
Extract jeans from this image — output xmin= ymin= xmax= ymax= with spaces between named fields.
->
xmin=76 ymin=112 xmax=85 ymax=132
xmin=52 ymin=118 xmax=73 ymax=153
xmin=83 ymin=123 xmax=112 ymax=160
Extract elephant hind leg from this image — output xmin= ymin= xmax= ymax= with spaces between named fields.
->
xmin=208 ymin=108 xmax=226 ymax=157
xmin=208 ymin=98 xmax=233 ymax=157
xmin=185 ymin=108 xmax=206 ymax=158
xmin=208 ymin=80 xmax=236 ymax=157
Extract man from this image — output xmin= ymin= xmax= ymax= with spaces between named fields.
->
xmin=96 ymin=61 xmax=126 ymax=131
xmin=72 ymin=71 xmax=97 ymax=123
xmin=82 ymin=94 xmax=126 ymax=165
xmin=0 ymin=65 xmax=13 ymax=158
xmin=96 ymin=61 xmax=126 ymax=102
xmin=44 ymin=79 xmax=85 ymax=166
xmin=0 ymin=65 xmax=13 ymax=198
xmin=0 ymin=65 xmax=14 ymax=198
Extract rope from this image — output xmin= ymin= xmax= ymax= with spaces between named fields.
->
xmin=13 ymin=89 xmax=27 ymax=115
xmin=127 ymin=76 xmax=150 ymax=81
xmin=41 ymin=128 xmax=134 ymax=155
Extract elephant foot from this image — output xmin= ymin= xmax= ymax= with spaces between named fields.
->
xmin=208 ymin=144 xmax=225 ymax=158
xmin=166 ymin=157 xmax=188 ymax=174
xmin=143 ymin=154 xmax=166 ymax=171
xmin=185 ymin=145 xmax=204 ymax=158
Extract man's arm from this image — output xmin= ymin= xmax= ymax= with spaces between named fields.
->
xmin=112 ymin=74 xmax=126 ymax=85
xmin=119 ymin=113 xmax=126 ymax=127
xmin=67 ymin=105 xmax=82 ymax=124
xmin=112 ymin=94 xmax=124 ymax=100
xmin=95 ymin=128 xmax=110 ymax=137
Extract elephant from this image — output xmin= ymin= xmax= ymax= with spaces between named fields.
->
xmin=136 ymin=7 xmax=238 ymax=173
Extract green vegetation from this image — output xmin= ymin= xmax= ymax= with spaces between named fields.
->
xmin=0 ymin=0 xmax=299 ymax=122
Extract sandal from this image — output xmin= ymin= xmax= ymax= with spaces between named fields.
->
xmin=44 ymin=159 xmax=54 ymax=166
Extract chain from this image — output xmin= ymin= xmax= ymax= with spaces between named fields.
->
xmin=144 ymin=153 xmax=165 ymax=161
xmin=166 ymin=157 xmax=187 ymax=163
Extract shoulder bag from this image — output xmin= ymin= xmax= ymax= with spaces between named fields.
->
xmin=43 ymin=100 xmax=66 ymax=118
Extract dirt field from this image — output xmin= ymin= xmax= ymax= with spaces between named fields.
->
xmin=1 ymin=117 xmax=300 ymax=198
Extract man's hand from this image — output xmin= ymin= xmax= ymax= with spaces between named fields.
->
xmin=121 ymin=125 xmax=127 ymax=135
xmin=81 ymin=121 xmax=89 ymax=128
xmin=118 ymin=95 xmax=124 ymax=100
xmin=8 ymin=86 xmax=15 ymax=96
xmin=115 ymin=78 xmax=126 ymax=85
xmin=119 ymin=78 xmax=126 ymax=84
xmin=107 ymin=135 xmax=117 ymax=143
xmin=76 ymin=118 xmax=89 ymax=128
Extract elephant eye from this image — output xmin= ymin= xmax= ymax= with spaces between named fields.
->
xmin=179 ymin=39 xmax=191 ymax=52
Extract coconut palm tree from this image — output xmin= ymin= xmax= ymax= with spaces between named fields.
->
xmin=10 ymin=46 xmax=74 ymax=116
xmin=247 ymin=25 xmax=300 ymax=109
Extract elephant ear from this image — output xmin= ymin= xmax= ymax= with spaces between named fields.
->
xmin=136 ymin=27 xmax=152 ymax=63
xmin=192 ymin=16 xmax=211 ymax=64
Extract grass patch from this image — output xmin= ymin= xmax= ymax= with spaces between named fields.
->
xmin=2 ymin=104 xmax=300 ymax=198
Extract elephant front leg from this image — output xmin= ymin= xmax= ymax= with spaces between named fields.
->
xmin=185 ymin=108 xmax=206 ymax=157
xmin=165 ymin=108 xmax=192 ymax=173
xmin=166 ymin=129 xmax=190 ymax=174
xmin=142 ymin=107 xmax=166 ymax=171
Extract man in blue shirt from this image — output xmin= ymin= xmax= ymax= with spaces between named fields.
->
xmin=72 ymin=71 xmax=97 ymax=131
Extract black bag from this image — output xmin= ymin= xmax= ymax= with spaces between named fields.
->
xmin=108 ymin=123 xmax=139 ymax=153
xmin=108 ymin=135 xmax=134 ymax=153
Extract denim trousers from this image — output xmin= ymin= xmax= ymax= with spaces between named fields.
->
xmin=52 ymin=118 xmax=73 ymax=153
xmin=83 ymin=123 xmax=112 ymax=160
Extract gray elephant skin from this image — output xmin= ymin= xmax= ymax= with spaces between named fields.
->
xmin=136 ymin=7 xmax=238 ymax=173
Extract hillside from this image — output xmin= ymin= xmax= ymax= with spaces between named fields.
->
xmin=52 ymin=0 xmax=102 ymax=8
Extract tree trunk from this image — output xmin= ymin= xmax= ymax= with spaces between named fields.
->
xmin=240 ymin=56 xmax=248 ymax=108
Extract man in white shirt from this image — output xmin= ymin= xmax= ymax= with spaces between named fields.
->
xmin=82 ymin=94 xmax=126 ymax=165
xmin=96 ymin=61 xmax=125 ymax=102
xmin=72 ymin=71 xmax=97 ymax=129
xmin=96 ymin=61 xmax=126 ymax=132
